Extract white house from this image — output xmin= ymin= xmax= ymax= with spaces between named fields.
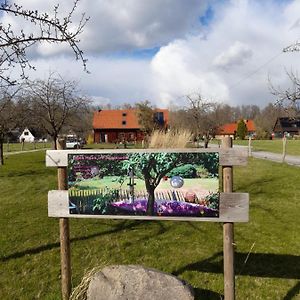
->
xmin=19 ymin=128 xmax=35 ymax=143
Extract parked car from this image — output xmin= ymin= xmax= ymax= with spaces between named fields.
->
xmin=66 ymin=135 xmax=81 ymax=149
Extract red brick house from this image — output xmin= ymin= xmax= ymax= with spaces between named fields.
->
xmin=216 ymin=119 xmax=256 ymax=139
xmin=93 ymin=108 xmax=169 ymax=143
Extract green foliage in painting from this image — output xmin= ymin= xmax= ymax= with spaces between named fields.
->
xmin=167 ymin=164 xmax=197 ymax=178
xmin=92 ymin=189 xmax=119 ymax=214
xmin=205 ymin=192 xmax=219 ymax=210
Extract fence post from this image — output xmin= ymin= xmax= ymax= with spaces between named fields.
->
xmin=221 ymin=136 xmax=235 ymax=300
xmin=248 ymin=136 xmax=252 ymax=157
xmin=282 ymin=136 xmax=287 ymax=163
xmin=57 ymin=138 xmax=71 ymax=300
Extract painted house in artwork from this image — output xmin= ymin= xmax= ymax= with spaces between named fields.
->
xmin=273 ymin=117 xmax=300 ymax=137
xmin=216 ymin=119 xmax=256 ymax=139
xmin=19 ymin=128 xmax=35 ymax=143
xmin=93 ymin=109 xmax=169 ymax=143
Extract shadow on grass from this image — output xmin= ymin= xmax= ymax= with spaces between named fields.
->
xmin=1 ymin=220 xmax=149 ymax=262
xmin=174 ymin=252 xmax=300 ymax=299
xmin=283 ymin=281 xmax=300 ymax=300
xmin=194 ymin=287 xmax=223 ymax=300
xmin=173 ymin=251 xmax=300 ymax=280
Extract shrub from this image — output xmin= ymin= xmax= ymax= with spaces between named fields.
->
xmin=149 ymin=129 xmax=193 ymax=148
xmin=236 ymin=119 xmax=247 ymax=140
xmin=196 ymin=166 xmax=210 ymax=178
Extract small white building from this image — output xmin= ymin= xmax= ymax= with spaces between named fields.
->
xmin=19 ymin=128 xmax=35 ymax=143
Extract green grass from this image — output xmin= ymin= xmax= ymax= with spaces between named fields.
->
xmin=0 ymin=152 xmax=300 ymax=299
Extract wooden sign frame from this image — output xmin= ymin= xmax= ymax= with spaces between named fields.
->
xmin=46 ymin=148 xmax=248 ymax=223
xmin=47 ymin=140 xmax=248 ymax=300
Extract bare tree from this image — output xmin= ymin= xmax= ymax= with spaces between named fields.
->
xmin=270 ymin=70 xmax=300 ymax=116
xmin=0 ymin=0 xmax=89 ymax=86
xmin=185 ymin=94 xmax=219 ymax=148
xmin=254 ymin=103 xmax=283 ymax=139
xmin=24 ymin=74 xmax=90 ymax=149
xmin=65 ymin=107 xmax=93 ymax=140
xmin=0 ymin=86 xmax=25 ymax=164
xmin=135 ymin=100 xmax=157 ymax=136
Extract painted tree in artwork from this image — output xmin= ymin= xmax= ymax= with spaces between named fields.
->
xmin=122 ymin=152 xmax=218 ymax=216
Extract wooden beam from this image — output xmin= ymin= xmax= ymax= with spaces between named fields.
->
xmin=48 ymin=190 xmax=249 ymax=222
xmin=222 ymin=136 xmax=235 ymax=300
xmin=46 ymin=148 xmax=248 ymax=167
xmin=57 ymin=139 xmax=71 ymax=300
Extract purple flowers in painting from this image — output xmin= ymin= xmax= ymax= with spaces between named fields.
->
xmin=110 ymin=199 xmax=218 ymax=217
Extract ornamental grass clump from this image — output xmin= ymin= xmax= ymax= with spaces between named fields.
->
xmin=148 ymin=129 xmax=192 ymax=149
xmin=70 ymin=266 xmax=103 ymax=300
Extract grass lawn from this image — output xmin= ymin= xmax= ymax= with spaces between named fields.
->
xmin=0 ymin=152 xmax=300 ymax=299
xmin=213 ymin=139 xmax=300 ymax=156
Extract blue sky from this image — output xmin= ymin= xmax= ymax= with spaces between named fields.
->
xmin=2 ymin=0 xmax=300 ymax=108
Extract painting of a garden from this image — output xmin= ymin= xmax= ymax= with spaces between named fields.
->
xmin=68 ymin=152 xmax=219 ymax=218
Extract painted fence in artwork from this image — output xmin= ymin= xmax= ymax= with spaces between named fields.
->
xmin=69 ymin=188 xmax=186 ymax=214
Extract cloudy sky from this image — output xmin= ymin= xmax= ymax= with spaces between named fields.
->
xmin=3 ymin=0 xmax=300 ymax=108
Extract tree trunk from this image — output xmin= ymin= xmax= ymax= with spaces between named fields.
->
xmin=146 ymin=186 xmax=155 ymax=216
xmin=204 ymin=135 xmax=209 ymax=148
xmin=53 ymin=134 xmax=58 ymax=150
xmin=0 ymin=138 xmax=4 ymax=165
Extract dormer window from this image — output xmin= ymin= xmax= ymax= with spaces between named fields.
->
xmin=122 ymin=120 xmax=126 ymax=125
xmin=122 ymin=112 xmax=127 ymax=117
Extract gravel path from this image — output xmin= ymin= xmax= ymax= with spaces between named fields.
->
xmin=4 ymin=148 xmax=50 ymax=156
xmin=203 ymin=142 xmax=300 ymax=167
xmin=251 ymin=151 xmax=300 ymax=167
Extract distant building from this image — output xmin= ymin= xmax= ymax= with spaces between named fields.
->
xmin=19 ymin=128 xmax=35 ymax=143
xmin=216 ymin=120 xmax=256 ymax=139
xmin=273 ymin=117 xmax=300 ymax=137
xmin=93 ymin=109 xmax=169 ymax=143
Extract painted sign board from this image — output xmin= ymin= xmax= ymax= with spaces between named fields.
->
xmin=67 ymin=151 xmax=220 ymax=218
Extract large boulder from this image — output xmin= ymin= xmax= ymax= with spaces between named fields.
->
xmin=87 ymin=265 xmax=194 ymax=300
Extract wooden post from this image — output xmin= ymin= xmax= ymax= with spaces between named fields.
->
xmin=282 ymin=136 xmax=287 ymax=163
xmin=57 ymin=138 xmax=71 ymax=300
xmin=248 ymin=136 xmax=252 ymax=157
xmin=221 ymin=136 xmax=235 ymax=300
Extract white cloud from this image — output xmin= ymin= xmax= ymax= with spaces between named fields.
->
xmin=4 ymin=0 xmax=208 ymax=56
xmin=213 ymin=41 xmax=253 ymax=70
xmin=149 ymin=0 xmax=300 ymax=107
xmin=3 ymin=0 xmax=300 ymax=109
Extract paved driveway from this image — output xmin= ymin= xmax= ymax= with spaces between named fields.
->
xmin=203 ymin=142 xmax=300 ymax=167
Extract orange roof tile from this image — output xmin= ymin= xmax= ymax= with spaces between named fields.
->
xmin=93 ymin=108 xmax=169 ymax=129
xmin=218 ymin=120 xmax=256 ymax=134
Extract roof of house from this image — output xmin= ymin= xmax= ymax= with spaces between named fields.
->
xmin=93 ymin=108 xmax=169 ymax=129
xmin=218 ymin=120 xmax=256 ymax=135
xmin=273 ymin=117 xmax=300 ymax=132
